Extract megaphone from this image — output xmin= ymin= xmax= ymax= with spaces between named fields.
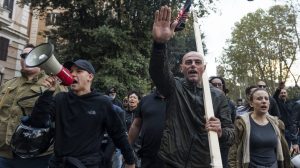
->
xmin=25 ymin=43 xmax=74 ymax=86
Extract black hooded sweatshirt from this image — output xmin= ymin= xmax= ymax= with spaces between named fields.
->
xmin=31 ymin=90 xmax=134 ymax=167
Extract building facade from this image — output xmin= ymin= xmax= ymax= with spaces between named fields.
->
xmin=0 ymin=0 xmax=50 ymax=84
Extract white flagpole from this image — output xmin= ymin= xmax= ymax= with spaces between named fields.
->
xmin=192 ymin=11 xmax=223 ymax=168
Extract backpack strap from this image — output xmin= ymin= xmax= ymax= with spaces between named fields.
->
xmin=17 ymin=92 xmax=42 ymax=116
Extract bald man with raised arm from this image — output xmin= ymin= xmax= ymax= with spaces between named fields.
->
xmin=149 ymin=6 xmax=234 ymax=168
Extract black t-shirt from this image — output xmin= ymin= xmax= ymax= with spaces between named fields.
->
xmin=135 ymin=92 xmax=166 ymax=157
xmin=250 ymin=116 xmax=277 ymax=166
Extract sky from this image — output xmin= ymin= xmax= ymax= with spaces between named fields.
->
xmin=200 ymin=0 xmax=286 ymax=76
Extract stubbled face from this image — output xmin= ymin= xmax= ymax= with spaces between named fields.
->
xmin=180 ymin=52 xmax=206 ymax=83
xmin=70 ymin=66 xmax=93 ymax=94
xmin=128 ymin=93 xmax=139 ymax=109
xmin=250 ymin=90 xmax=270 ymax=114
xmin=20 ymin=47 xmax=41 ymax=76
xmin=279 ymin=89 xmax=287 ymax=101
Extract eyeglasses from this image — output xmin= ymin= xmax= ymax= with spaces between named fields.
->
xmin=258 ymin=85 xmax=267 ymax=88
xmin=211 ymin=83 xmax=223 ymax=87
xmin=20 ymin=53 xmax=28 ymax=59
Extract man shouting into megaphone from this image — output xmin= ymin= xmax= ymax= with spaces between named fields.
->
xmin=30 ymin=59 xmax=135 ymax=168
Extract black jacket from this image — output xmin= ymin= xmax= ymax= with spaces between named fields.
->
xmin=31 ymin=90 xmax=134 ymax=167
xmin=273 ymin=88 xmax=298 ymax=144
xmin=149 ymin=42 xmax=234 ymax=168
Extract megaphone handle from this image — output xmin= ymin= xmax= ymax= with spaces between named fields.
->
xmin=56 ymin=67 xmax=74 ymax=86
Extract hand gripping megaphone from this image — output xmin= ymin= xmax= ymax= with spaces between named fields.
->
xmin=25 ymin=43 xmax=74 ymax=86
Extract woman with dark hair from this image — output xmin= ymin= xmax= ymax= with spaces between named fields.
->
xmin=209 ymin=76 xmax=235 ymax=168
xmin=124 ymin=91 xmax=142 ymax=167
xmin=229 ymin=88 xmax=291 ymax=168
xmin=209 ymin=76 xmax=235 ymax=122
xmin=126 ymin=91 xmax=141 ymax=130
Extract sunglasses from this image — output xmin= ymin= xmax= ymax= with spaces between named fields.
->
xmin=211 ymin=83 xmax=223 ymax=87
xmin=20 ymin=53 xmax=28 ymax=59
xmin=258 ymin=85 xmax=267 ymax=88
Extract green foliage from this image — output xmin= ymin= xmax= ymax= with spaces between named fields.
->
xmin=287 ymin=86 xmax=300 ymax=99
xmin=220 ymin=5 xmax=299 ymax=100
xmin=19 ymin=0 xmax=214 ymax=98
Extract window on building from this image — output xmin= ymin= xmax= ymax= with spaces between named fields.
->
xmin=3 ymin=0 xmax=14 ymax=18
xmin=46 ymin=13 xmax=62 ymax=26
xmin=0 ymin=37 xmax=9 ymax=61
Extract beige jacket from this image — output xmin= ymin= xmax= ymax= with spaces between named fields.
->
xmin=228 ymin=112 xmax=291 ymax=168
xmin=0 ymin=72 xmax=66 ymax=158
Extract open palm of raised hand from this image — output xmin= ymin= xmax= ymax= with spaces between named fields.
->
xmin=152 ymin=6 xmax=177 ymax=43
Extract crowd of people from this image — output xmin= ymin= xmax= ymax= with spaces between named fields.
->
xmin=1 ymin=5 xmax=300 ymax=168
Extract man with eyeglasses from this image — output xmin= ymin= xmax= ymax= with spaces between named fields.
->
xmin=209 ymin=76 xmax=235 ymax=168
xmin=256 ymin=81 xmax=280 ymax=117
xmin=0 ymin=44 xmax=65 ymax=167
xmin=149 ymin=6 xmax=234 ymax=168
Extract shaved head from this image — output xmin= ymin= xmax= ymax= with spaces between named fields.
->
xmin=182 ymin=51 xmax=205 ymax=63
xmin=180 ymin=51 xmax=206 ymax=84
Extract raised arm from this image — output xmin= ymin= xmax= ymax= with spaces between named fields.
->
xmin=150 ymin=6 xmax=178 ymax=97
xmin=152 ymin=6 xmax=177 ymax=43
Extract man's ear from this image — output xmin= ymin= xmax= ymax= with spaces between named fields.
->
xmin=88 ymin=73 xmax=94 ymax=82
xmin=203 ymin=64 xmax=206 ymax=71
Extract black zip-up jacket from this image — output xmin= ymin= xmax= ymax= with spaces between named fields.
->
xmin=273 ymin=88 xmax=298 ymax=144
xmin=125 ymin=108 xmax=137 ymax=131
xmin=31 ymin=90 xmax=134 ymax=167
xmin=149 ymin=42 xmax=234 ymax=168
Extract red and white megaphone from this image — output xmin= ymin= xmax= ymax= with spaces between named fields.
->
xmin=25 ymin=43 xmax=74 ymax=86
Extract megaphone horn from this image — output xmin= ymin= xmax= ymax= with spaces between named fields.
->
xmin=25 ymin=43 xmax=74 ymax=86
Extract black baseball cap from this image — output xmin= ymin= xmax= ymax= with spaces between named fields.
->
xmin=64 ymin=59 xmax=95 ymax=74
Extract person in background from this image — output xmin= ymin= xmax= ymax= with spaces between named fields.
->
xmin=256 ymin=81 xmax=280 ymax=117
xmin=209 ymin=76 xmax=235 ymax=168
xmin=149 ymin=6 xmax=234 ymax=167
xmin=236 ymin=98 xmax=243 ymax=108
xmin=112 ymin=94 xmax=129 ymax=168
xmin=106 ymin=87 xmax=123 ymax=108
xmin=273 ymin=81 xmax=299 ymax=153
xmin=30 ymin=59 xmax=135 ymax=168
xmin=128 ymin=88 xmax=166 ymax=168
xmin=122 ymin=96 xmax=129 ymax=111
xmin=209 ymin=76 xmax=236 ymax=123
xmin=125 ymin=91 xmax=141 ymax=131
xmin=229 ymin=88 xmax=291 ymax=167
xmin=101 ymin=95 xmax=126 ymax=168
xmin=0 ymin=44 xmax=66 ymax=168
xmin=235 ymin=85 xmax=257 ymax=116
xmin=125 ymin=91 xmax=142 ymax=168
